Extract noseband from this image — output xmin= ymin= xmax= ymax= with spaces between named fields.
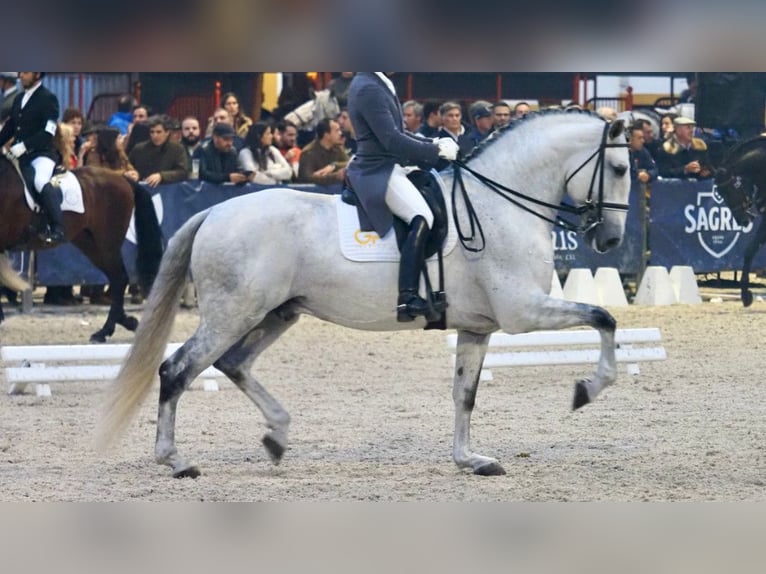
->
xmin=451 ymin=122 xmax=630 ymax=252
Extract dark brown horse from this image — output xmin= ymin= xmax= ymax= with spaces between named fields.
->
xmin=0 ymin=153 xmax=163 ymax=342
xmin=714 ymin=136 xmax=766 ymax=307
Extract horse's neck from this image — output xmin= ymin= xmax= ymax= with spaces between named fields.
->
xmin=462 ymin=140 xmax=569 ymax=210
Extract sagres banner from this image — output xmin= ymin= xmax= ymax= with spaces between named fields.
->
xmin=649 ymin=178 xmax=766 ymax=273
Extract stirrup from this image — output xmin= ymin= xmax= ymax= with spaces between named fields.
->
xmin=397 ymin=292 xmax=442 ymax=323
xmin=39 ymin=227 xmax=65 ymax=245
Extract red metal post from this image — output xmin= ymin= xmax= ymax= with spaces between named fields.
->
xmin=496 ymin=73 xmax=503 ymax=101
xmin=214 ymin=81 xmax=222 ymax=109
xmin=134 ymin=81 xmax=142 ymax=104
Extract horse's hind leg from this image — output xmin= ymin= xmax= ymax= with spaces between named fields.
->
xmin=214 ymin=309 xmax=300 ymax=466
xmin=154 ymin=310 xmax=279 ymax=478
xmin=72 ymin=234 xmax=132 ymax=343
xmin=452 ymin=330 xmax=506 ymax=476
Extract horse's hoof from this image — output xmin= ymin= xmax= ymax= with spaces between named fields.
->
xmin=474 ymin=461 xmax=506 ymax=476
xmin=743 ymin=291 xmax=754 ymax=307
xmin=262 ymin=435 xmax=286 ymax=465
xmin=89 ymin=333 xmax=107 ymax=344
xmin=573 ymin=381 xmax=591 ymax=410
xmin=121 ymin=316 xmax=139 ymax=331
xmin=173 ymin=466 xmax=201 ymax=479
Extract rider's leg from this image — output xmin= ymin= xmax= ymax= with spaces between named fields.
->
xmin=32 ymin=157 xmax=64 ymax=244
xmin=385 ymin=165 xmax=435 ymax=322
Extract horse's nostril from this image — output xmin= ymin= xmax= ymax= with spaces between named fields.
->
xmin=601 ymin=237 xmax=620 ymax=251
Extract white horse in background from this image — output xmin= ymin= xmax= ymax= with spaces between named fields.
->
xmin=98 ymin=111 xmax=631 ymax=478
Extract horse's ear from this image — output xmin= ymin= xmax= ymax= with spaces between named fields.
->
xmin=608 ymin=119 xmax=625 ymax=140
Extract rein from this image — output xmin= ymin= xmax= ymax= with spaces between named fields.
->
xmin=450 ymin=122 xmax=629 ymax=253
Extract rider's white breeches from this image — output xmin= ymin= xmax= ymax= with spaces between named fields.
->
xmin=31 ymin=156 xmax=55 ymax=193
xmin=385 ymin=164 xmax=434 ymax=228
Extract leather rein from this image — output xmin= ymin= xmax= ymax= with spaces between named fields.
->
xmin=450 ymin=122 xmax=630 ymax=253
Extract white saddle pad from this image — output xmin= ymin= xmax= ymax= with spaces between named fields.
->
xmin=24 ymin=171 xmax=85 ymax=214
xmin=336 ymin=189 xmax=458 ymax=263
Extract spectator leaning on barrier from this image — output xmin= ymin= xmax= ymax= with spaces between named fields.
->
xmin=628 ymin=124 xmax=658 ymax=184
xmin=297 ymin=117 xmax=349 ymax=185
xmin=128 ymin=116 xmax=189 ymax=187
xmin=656 ymin=116 xmax=712 ymax=180
xmin=238 ymin=121 xmax=292 ymax=185
xmin=180 ymin=116 xmax=202 ymax=158
xmin=275 ymin=120 xmax=301 ymax=181
xmin=193 ymin=122 xmax=248 ymax=185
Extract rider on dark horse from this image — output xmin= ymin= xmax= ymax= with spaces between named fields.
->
xmin=346 ymin=72 xmax=459 ymax=322
xmin=0 ymin=72 xmax=65 ymax=244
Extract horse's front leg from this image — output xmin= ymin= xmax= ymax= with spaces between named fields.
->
xmin=508 ymin=297 xmax=617 ymax=411
xmin=740 ymin=219 xmax=766 ymax=307
xmin=452 ymin=330 xmax=506 ymax=476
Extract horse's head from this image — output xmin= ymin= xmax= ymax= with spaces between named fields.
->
xmin=714 ymin=167 xmax=758 ymax=226
xmin=565 ymin=118 xmax=631 ymax=254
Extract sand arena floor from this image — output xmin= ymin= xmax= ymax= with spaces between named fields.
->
xmin=1 ymin=291 xmax=765 ymax=501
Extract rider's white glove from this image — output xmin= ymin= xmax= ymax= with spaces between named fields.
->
xmin=9 ymin=142 xmax=26 ymax=159
xmin=435 ymin=137 xmax=459 ymax=161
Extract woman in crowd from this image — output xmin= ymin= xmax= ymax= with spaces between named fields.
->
xmin=82 ymin=126 xmax=139 ymax=181
xmin=223 ymin=92 xmax=253 ymax=139
xmin=55 ymin=122 xmax=78 ymax=169
xmin=239 ymin=122 xmax=293 ymax=185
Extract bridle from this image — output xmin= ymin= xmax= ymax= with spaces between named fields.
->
xmin=716 ymin=172 xmax=761 ymax=221
xmin=451 ymin=121 xmax=630 ymax=253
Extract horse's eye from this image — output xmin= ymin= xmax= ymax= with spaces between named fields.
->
xmin=613 ymin=165 xmax=627 ymax=177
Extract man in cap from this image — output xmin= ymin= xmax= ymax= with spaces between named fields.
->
xmin=0 ymin=72 xmax=65 ymax=244
xmin=192 ymin=122 xmax=248 ymax=184
xmin=656 ymin=116 xmax=712 ymax=179
xmin=0 ymin=72 xmax=19 ymax=126
xmin=466 ymin=100 xmax=494 ymax=149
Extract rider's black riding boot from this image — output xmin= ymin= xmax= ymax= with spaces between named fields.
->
xmin=38 ymin=183 xmax=65 ymax=244
xmin=397 ymin=215 xmax=432 ymax=322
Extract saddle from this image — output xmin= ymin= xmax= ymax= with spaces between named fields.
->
xmin=342 ymin=170 xmax=449 ymax=329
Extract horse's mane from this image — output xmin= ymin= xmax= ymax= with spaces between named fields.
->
xmin=720 ymin=135 xmax=766 ymax=168
xmin=463 ymin=108 xmax=607 ymax=163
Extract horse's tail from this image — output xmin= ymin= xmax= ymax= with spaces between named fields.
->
xmin=0 ymin=252 xmax=30 ymax=293
xmin=129 ymin=180 xmax=164 ymax=296
xmin=97 ymin=208 xmax=212 ymax=450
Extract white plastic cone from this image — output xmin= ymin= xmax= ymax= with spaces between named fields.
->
xmin=634 ymin=266 xmax=676 ymax=306
xmin=562 ymin=268 xmax=600 ymax=305
xmin=595 ymin=267 xmax=629 ymax=307
xmin=670 ymin=266 xmax=702 ymax=305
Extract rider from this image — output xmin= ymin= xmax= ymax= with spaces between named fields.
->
xmin=0 ymin=72 xmax=64 ymax=244
xmin=347 ymin=72 xmax=459 ymax=322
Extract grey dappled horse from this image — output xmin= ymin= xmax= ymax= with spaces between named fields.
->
xmin=99 ymin=110 xmax=630 ymax=478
